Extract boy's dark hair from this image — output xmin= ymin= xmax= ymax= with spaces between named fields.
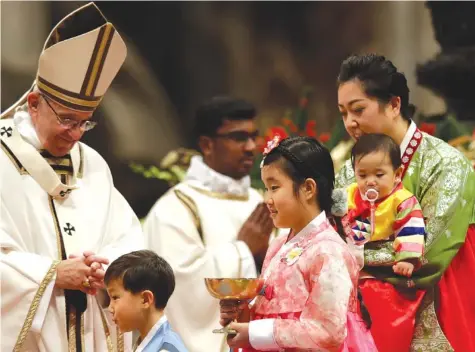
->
xmin=104 ymin=250 xmax=175 ymax=310
xmin=337 ymin=53 xmax=415 ymax=121
xmin=351 ymin=133 xmax=401 ymax=171
xmin=193 ymin=96 xmax=256 ymax=142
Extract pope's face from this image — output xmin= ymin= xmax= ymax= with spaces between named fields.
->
xmin=27 ymin=91 xmax=93 ymax=156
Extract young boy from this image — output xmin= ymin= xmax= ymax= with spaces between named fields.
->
xmin=105 ymin=250 xmax=188 ymax=352
xmin=344 ymin=133 xmax=426 ymax=277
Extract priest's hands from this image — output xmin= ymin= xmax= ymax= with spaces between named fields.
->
xmin=82 ymin=251 xmax=109 ymax=292
xmin=55 ymin=252 xmax=109 ymax=295
xmin=238 ymin=203 xmax=273 ymax=264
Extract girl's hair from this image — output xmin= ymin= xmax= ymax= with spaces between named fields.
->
xmin=263 ymin=136 xmax=372 ymax=329
xmin=262 ymin=136 xmax=345 ymax=239
xmin=337 ymin=53 xmax=415 ymax=121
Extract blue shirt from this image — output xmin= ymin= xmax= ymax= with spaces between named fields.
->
xmin=135 ymin=316 xmax=188 ymax=352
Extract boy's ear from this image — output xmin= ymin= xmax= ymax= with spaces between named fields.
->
xmin=141 ymin=290 xmax=155 ymax=308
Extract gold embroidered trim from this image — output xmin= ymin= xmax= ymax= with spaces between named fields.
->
xmin=132 ymin=337 xmax=139 ymax=352
xmin=97 ymin=298 xmax=114 ymax=352
xmin=81 ymin=313 xmax=85 ymax=352
xmin=1 ymin=140 xmax=28 ymax=175
xmin=48 ymin=197 xmax=63 ymax=261
xmin=174 ymin=189 xmax=204 ymax=243
xmin=69 ymin=308 xmax=77 ymax=352
xmin=13 ymin=260 xmax=60 ymax=352
xmin=411 ymin=288 xmax=453 ymax=351
xmin=77 ymin=143 xmax=84 ymax=179
xmin=37 ymin=79 xmax=101 ymax=108
xmin=85 ymin=24 xmax=113 ymax=96
xmin=67 ymin=308 xmax=85 ymax=352
xmin=189 ymin=185 xmax=249 ymax=201
xmin=48 ymin=168 xmax=73 ymax=176
xmin=117 ymin=326 xmax=125 ymax=352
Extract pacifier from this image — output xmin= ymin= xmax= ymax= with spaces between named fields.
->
xmin=364 ymin=188 xmax=379 ymax=203
xmin=364 ymin=188 xmax=379 ymax=242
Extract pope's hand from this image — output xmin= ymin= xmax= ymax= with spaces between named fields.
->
xmin=56 ymin=257 xmax=97 ymax=294
xmin=82 ymin=251 xmax=108 ymax=289
xmin=59 ymin=252 xmax=109 ymax=294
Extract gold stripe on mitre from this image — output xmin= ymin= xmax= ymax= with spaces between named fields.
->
xmin=37 ymin=77 xmax=101 ymax=112
xmin=36 ymin=19 xmax=123 ymax=112
xmin=2 ymin=3 xmax=126 ymax=116
xmin=82 ymin=24 xmax=116 ymax=97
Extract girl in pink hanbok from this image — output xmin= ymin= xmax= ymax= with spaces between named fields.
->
xmin=220 ymin=136 xmax=377 ymax=351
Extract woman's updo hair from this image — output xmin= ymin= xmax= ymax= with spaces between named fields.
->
xmin=337 ymin=53 xmax=414 ymax=121
xmin=262 ymin=136 xmax=341 ymax=234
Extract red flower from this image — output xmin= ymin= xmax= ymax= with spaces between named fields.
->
xmin=319 ymin=132 xmax=331 ymax=144
xmin=419 ymin=122 xmax=436 ymax=136
xmin=256 ymin=136 xmax=266 ymax=152
xmin=282 ymin=118 xmax=298 ymax=133
xmin=266 ymin=127 xmax=289 ymax=141
xmin=260 ymin=127 xmax=289 ymax=152
xmin=305 ymin=120 xmax=317 ymax=138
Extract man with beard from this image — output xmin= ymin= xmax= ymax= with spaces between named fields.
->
xmin=143 ymin=96 xmax=275 ymax=352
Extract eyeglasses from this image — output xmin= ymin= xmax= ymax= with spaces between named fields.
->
xmin=40 ymin=94 xmax=97 ymax=132
xmin=214 ymin=131 xmax=259 ymax=143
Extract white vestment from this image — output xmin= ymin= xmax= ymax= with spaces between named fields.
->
xmin=0 ymin=113 xmax=144 ymax=351
xmin=143 ymin=156 xmax=279 ymax=352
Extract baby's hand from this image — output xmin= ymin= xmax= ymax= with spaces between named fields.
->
xmin=393 ymin=261 xmax=414 ymax=277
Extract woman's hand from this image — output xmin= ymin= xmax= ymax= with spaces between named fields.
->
xmin=219 ymin=300 xmax=250 ymax=326
xmin=226 ymin=322 xmax=252 ymax=349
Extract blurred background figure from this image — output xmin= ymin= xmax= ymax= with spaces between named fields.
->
xmin=143 ymin=96 xmax=275 ymax=352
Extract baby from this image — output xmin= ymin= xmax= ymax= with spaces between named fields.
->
xmin=343 ymin=133 xmax=425 ymax=277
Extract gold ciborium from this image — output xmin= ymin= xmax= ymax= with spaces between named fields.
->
xmin=205 ymin=278 xmax=264 ymax=334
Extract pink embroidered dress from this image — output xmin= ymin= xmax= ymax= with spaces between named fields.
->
xmin=244 ymin=212 xmax=377 ymax=352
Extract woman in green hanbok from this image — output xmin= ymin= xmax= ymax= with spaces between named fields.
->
xmin=335 ymin=54 xmax=475 ymax=352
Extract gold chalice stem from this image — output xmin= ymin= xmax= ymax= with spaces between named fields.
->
xmin=214 ymin=300 xmax=239 ymax=335
xmin=213 ymin=318 xmax=238 ymax=335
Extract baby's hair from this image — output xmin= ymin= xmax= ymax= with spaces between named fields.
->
xmin=104 ymin=250 xmax=175 ymax=310
xmin=351 ymin=133 xmax=401 ymax=171
xmin=262 ymin=136 xmax=345 ymax=239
